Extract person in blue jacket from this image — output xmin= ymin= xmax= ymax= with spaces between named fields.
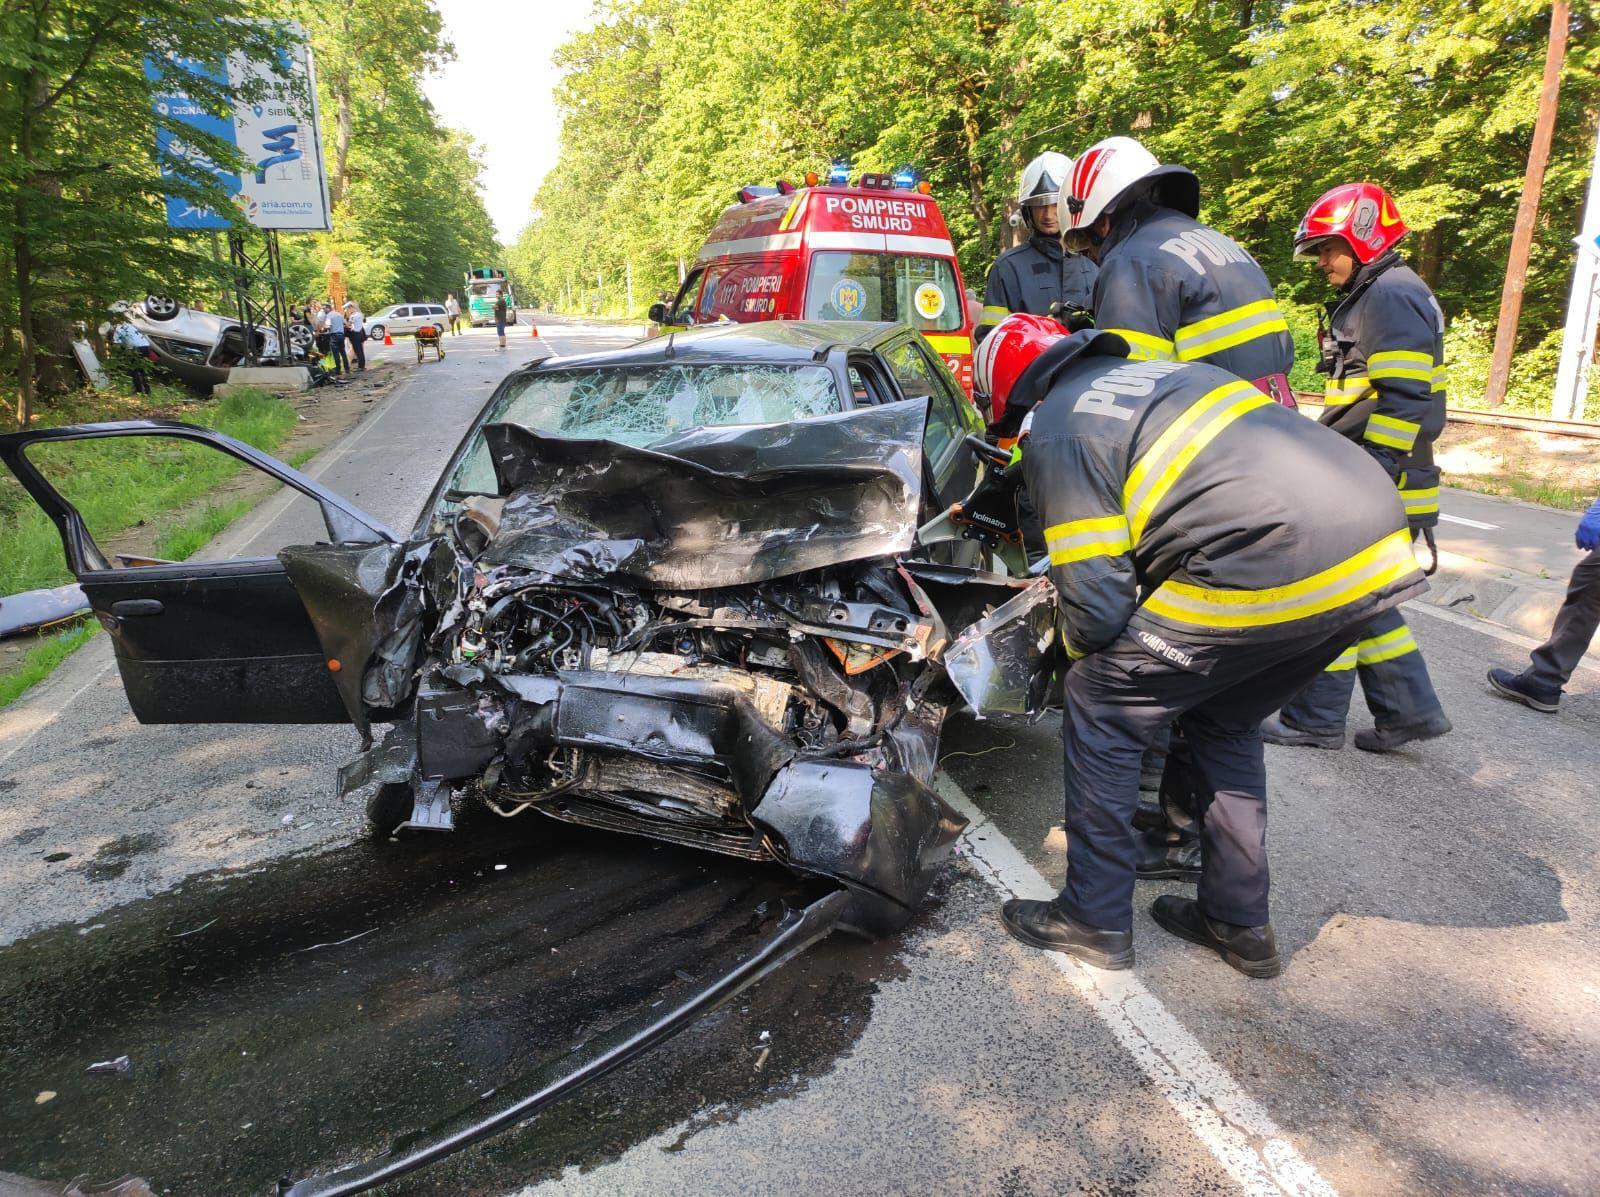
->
xmin=1488 ymin=497 xmax=1600 ymax=711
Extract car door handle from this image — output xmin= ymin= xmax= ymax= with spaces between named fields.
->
xmin=110 ymin=599 xmax=164 ymax=617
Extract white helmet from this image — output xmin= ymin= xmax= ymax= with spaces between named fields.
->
xmin=1009 ymin=151 xmax=1073 ymax=229
xmin=1059 ymin=136 xmax=1199 ymax=252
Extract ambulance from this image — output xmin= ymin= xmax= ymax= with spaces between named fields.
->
xmin=648 ymin=167 xmax=977 ymax=396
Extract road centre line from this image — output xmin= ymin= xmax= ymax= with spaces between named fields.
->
xmin=934 ymin=774 xmax=1340 ymax=1197
xmin=1439 ymin=513 xmax=1499 ymax=530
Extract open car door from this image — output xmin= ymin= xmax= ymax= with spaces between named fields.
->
xmin=0 ymin=420 xmax=394 ymax=724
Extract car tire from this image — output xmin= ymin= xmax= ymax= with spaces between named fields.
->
xmin=143 ymin=294 xmax=180 ymax=321
xmin=366 ymin=782 xmax=414 ymax=838
xmin=368 ymin=324 xmax=385 ymax=341
xmin=286 ymin=321 xmax=315 ymax=352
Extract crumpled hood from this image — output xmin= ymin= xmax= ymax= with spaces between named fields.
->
xmin=476 ymin=398 xmax=928 ymax=589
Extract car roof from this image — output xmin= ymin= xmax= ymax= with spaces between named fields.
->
xmin=530 ymin=319 xmax=911 ymax=373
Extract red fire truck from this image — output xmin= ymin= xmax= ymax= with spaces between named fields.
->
xmin=648 ymin=169 xmax=977 ymax=396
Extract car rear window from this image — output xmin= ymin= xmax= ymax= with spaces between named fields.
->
xmin=803 ymin=252 xmax=962 ymax=331
xmin=445 ymin=363 xmax=843 ymax=495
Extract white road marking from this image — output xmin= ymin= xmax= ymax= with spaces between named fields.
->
xmin=1439 ymin=512 xmax=1499 ymax=530
xmin=935 ymin=774 xmax=1340 ymax=1197
xmin=1404 ymin=597 xmax=1600 ymax=674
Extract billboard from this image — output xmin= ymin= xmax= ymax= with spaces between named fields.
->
xmin=146 ymin=23 xmax=332 ymax=232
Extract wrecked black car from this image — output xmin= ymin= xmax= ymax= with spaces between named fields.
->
xmin=0 ymin=321 xmax=1053 ymax=936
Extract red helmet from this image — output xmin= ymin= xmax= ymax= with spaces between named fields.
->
xmin=1294 ymin=182 xmax=1408 ymax=263
xmin=974 ymin=313 xmax=1066 ymax=423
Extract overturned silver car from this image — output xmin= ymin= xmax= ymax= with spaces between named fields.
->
xmin=1 ymin=321 xmax=1053 ymax=935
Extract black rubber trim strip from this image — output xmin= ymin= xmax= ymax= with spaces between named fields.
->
xmin=277 ymin=887 xmax=848 ymax=1196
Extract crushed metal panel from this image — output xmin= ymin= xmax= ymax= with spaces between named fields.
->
xmin=279 ymin=539 xmax=451 ymax=736
xmin=749 ymin=759 xmax=965 ymax=909
xmin=942 ymin=576 xmax=1058 ymax=716
xmin=475 ymin=399 xmax=927 ymax=588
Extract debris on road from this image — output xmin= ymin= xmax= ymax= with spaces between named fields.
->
xmin=85 ymin=1055 xmax=131 ymax=1076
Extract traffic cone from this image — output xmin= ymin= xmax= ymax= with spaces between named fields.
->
xmin=529 ymin=323 xmax=538 ymax=338
xmin=383 ymin=330 xmax=393 ymax=346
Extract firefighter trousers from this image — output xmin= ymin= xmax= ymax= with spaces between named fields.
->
xmin=1275 ymin=607 xmax=1443 ymax=733
xmin=1058 ymin=620 xmax=1361 ymax=932
xmin=1524 ymin=548 xmax=1600 ymax=692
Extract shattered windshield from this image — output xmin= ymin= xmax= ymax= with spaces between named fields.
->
xmin=446 ymin=363 xmax=843 ymax=496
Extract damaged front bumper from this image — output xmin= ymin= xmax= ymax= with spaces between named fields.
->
xmin=342 ymin=660 xmax=965 ymax=913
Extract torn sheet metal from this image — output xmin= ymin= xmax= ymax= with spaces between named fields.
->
xmin=476 ymin=399 xmax=927 ymax=589
xmin=750 ymin=759 xmax=963 ymax=911
xmin=942 ymin=576 xmax=1058 ymax=716
xmin=280 ymin=540 xmax=452 ymax=737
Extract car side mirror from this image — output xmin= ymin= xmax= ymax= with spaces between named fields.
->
xmin=647 ymin=302 xmax=667 ymax=323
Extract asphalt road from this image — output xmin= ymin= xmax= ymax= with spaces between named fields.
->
xmin=2 ymin=330 xmax=1597 ymax=1196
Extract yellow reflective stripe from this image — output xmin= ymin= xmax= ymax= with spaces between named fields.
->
xmin=1365 ymin=413 xmax=1421 ymax=451
xmin=1431 ymin=364 xmax=1448 ymax=391
xmin=978 ymin=305 xmax=1010 ymax=326
xmin=1142 ymin=530 xmax=1418 ymax=630
xmin=1324 ymin=646 xmax=1358 ymax=672
xmin=1400 ymin=485 xmax=1439 ymax=514
xmin=1123 ymin=380 xmax=1268 ymax=545
xmin=778 ymin=192 xmax=805 ymax=230
xmin=1045 ymin=514 xmax=1132 ymax=566
xmin=1368 ymin=350 xmax=1434 ymax=382
xmin=1106 ymin=328 xmax=1176 ymax=362
xmin=1356 ymin=624 xmax=1419 ymax=666
xmin=1324 ymin=375 xmax=1372 ymax=406
xmin=1065 ymin=639 xmax=1087 ymax=661
xmin=925 ymin=334 xmax=971 ymax=355
xmin=1172 ymin=299 xmax=1290 ymax=362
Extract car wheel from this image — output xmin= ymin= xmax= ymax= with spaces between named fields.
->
xmin=366 ymin=782 xmax=414 ymax=838
xmin=143 ymin=294 xmax=180 ymax=321
xmin=368 ymin=324 xmax=385 ymax=341
xmin=286 ymin=321 xmax=315 ymax=352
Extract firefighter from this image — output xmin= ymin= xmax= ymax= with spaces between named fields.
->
xmin=976 ymin=152 xmax=1099 ymax=343
xmin=1059 ymin=136 xmax=1299 ymax=858
xmin=976 ymin=315 xmax=1426 ymax=977
xmin=1260 ymin=184 xmax=1451 ymax=753
xmin=1059 ymin=136 xmax=1295 ymax=400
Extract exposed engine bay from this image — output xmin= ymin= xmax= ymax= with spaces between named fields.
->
xmin=286 ymin=398 xmax=1055 ymax=934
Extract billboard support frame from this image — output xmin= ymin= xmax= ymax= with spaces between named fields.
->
xmin=229 ymin=228 xmax=292 ymax=367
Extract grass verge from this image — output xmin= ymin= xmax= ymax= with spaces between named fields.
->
xmin=0 ymin=623 xmax=99 ymax=708
xmin=1 ymin=387 xmax=297 ymax=597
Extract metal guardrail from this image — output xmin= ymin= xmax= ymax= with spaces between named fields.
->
xmin=1291 ymin=392 xmax=1600 ymax=441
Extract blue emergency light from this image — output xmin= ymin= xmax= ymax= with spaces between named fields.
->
xmin=893 ymin=168 xmax=917 ymax=190
xmin=828 ymin=158 xmax=850 ymax=186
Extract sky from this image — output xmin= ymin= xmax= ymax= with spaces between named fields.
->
xmin=422 ymin=0 xmax=598 ymax=244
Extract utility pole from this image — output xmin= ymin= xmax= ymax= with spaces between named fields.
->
xmin=1486 ymin=0 xmax=1569 ymax=407
xmin=1552 ymin=113 xmax=1600 ymax=420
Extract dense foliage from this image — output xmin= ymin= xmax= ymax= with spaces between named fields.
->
xmin=0 ymin=0 xmax=498 ymax=422
xmin=513 ymin=0 xmax=1600 ymax=413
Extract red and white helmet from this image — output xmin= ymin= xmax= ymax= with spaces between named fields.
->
xmin=1059 ymin=136 xmax=1199 ymax=251
xmin=1294 ymin=182 xmax=1408 ymax=263
xmin=973 ymin=313 xmax=1066 ymax=423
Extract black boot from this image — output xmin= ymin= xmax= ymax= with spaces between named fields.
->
xmin=1136 ymin=834 xmax=1200 ymax=882
xmin=999 ymin=898 xmax=1134 ymax=969
xmin=1150 ymin=895 xmax=1281 ymax=978
xmin=1260 ymin=713 xmax=1344 ymax=750
xmin=1132 ymin=797 xmax=1164 ymax=834
xmin=1486 ymin=667 xmax=1560 ymax=713
xmin=1353 ymin=711 xmax=1452 ymax=752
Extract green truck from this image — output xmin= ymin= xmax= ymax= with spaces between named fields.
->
xmin=465 ymin=267 xmax=516 ymax=327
